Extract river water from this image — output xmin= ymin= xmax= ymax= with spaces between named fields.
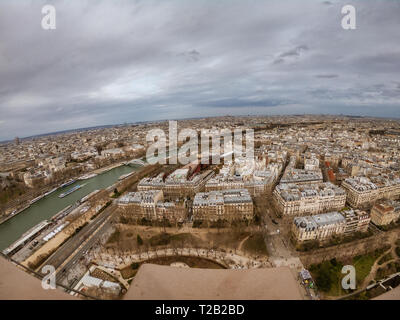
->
xmin=0 ymin=164 xmax=141 ymax=251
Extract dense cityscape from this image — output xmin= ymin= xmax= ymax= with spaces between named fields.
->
xmin=1 ymin=0 xmax=400 ymax=311
xmin=1 ymin=114 xmax=400 ymax=300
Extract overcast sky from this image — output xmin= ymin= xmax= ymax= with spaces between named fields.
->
xmin=0 ymin=0 xmax=400 ymax=140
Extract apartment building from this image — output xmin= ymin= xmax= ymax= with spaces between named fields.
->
xmin=23 ymin=171 xmax=48 ymax=188
xmin=192 ymin=189 xmax=253 ymax=222
xmin=164 ymin=169 xmax=214 ymax=198
xmin=304 ymin=156 xmax=320 ymax=171
xmin=342 ymin=175 xmax=400 ymax=208
xmin=341 ymin=208 xmax=371 ymax=235
xmin=137 ymin=173 xmax=165 ymax=191
xmin=371 ymin=199 xmax=400 ymax=226
xmin=117 ymin=190 xmax=186 ymax=223
xmin=205 ymin=158 xmax=283 ymax=196
xmin=138 ymin=169 xmax=215 ymax=198
xmin=280 ymin=155 xmax=323 ymax=185
xmin=323 ymin=153 xmax=341 ymax=167
xmin=205 ymin=169 xmax=277 ymax=196
xmin=292 ymin=212 xmax=346 ymax=242
xmin=273 ymin=182 xmax=346 ymax=216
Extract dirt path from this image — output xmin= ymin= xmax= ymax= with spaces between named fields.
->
xmin=360 ymin=248 xmax=392 ymax=289
xmin=237 ymin=235 xmax=250 ymax=251
xmin=324 ymin=231 xmax=400 ymax=300
xmin=324 ymin=248 xmax=395 ymax=300
xmin=361 ymin=234 xmax=400 ymax=289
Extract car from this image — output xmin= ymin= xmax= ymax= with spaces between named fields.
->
xmin=272 ymin=219 xmax=279 ymax=225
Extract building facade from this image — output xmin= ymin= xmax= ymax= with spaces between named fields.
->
xmin=138 ymin=169 xmax=214 ymax=198
xmin=192 ymin=189 xmax=253 ymax=222
xmin=341 ymin=208 xmax=371 ymax=235
xmin=292 ymin=212 xmax=346 ymax=242
xmin=280 ymin=155 xmax=323 ymax=185
xmin=292 ymin=209 xmax=370 ymax=242
xmin=342 ymin=175 xmax=400 ymax=208
xmin=118 ymin=190 xmax=186 ymax=223
xmin=273 ymin=182 xmax=346 ymax=216
xmin=205 ymin=158 xmax=283 ymax=196
xmin=370 ymin=199 xmax=400 ymax=226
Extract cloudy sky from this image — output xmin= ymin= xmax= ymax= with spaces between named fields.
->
xmin=0 ymin=0 xmax=400 ymax=140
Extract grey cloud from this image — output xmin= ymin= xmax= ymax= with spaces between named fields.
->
xmin=198 ymin=98 xmax=293 ymax=108
xmin=273 ymin=44 xmax=309 ymax=64
xmin=178 ymin=49 xmax=200 ymax=62
xmin=273 ymin=58 xmax=285 ymax=65
xmin=0 ymin=0 xmax=399 ymax=140
xmin=315 ymin=74 xmax=339 ymax=78
xmin=279 ymin=45 xmax=309 ymax=58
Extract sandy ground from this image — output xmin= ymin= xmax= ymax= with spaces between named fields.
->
xmin=0 ymin=257 xmax=76 ymax=300
xmin=125 ymin=264 xmax=305 ymax=300
xmin=22 ymin=231 xmax=70 ymax=269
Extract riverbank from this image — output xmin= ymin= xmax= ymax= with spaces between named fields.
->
xmin=0 ymin=159 xmax=142 ymax=226
xmin=0 ymin=205 xmax=30 ymax=225
xmin=93 ymin=161 xmax=125 ymax=175
xmin=0 ymin=182 xmax=75 ymax=226
xmin=0 ymin=164 xmax=142 ymax=251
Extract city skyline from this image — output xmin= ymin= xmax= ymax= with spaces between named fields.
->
xmin=1 ymin=0 xmax=400 ymax=140
xmin=1 ymin=112 xmax=399 ymax=143
xmin=1 ymin=114 xmax=400 ymax=301
xmin=2 ymin=0 xmax=400 ymax=304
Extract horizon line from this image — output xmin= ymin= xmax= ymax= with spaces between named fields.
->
xmin=1 ymin=112 xmax=400 ymax=144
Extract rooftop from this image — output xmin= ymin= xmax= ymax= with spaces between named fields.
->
xmin=373 ymin=199 xmax=400 ymax=213
xmin=294 ymin=211 xmax=346 ymax=231
xmin=118 ymin=190 xmax=162 ymax=204
xmin=275 ymin=182 xmax=345 ymax=201
xmin=280 ymin=168 xmax=323 ymax=184
xmin=193 ymin=189 xmax=252 ymax=206
xmin=343 ymin=175 xmax=400 ymax=192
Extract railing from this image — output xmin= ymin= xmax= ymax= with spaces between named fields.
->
xmin=0 ymin=252 xmax=98 ymax=300
xmin=336 ymin=272 xmax=400 ymax=300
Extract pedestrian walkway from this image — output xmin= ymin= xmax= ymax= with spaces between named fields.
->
xmin=93 ymin=247 xmax=271 ymax=270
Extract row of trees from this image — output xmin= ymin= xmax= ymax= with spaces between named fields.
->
xmin=300 ymin=234 xmax=391 ymax=267
xmin=100 ymin=243 xmax=260 ymax=270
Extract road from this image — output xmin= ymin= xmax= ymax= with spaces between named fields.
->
xmin=41 ymin=203 xmax=116 ymax=274
xmin=262 ymin=206 xmax=293 ymax=258
xmin=57 ymin=219 xmax=112 ymax=284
